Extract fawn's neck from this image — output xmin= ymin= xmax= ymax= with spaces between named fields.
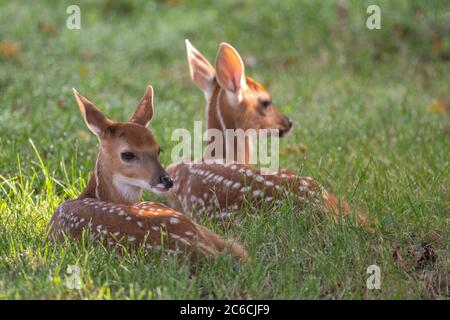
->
xmin=78 ymin=153 xmax=142 ymax=205
xmin=204 ymin=82 xmax=253 ymax=164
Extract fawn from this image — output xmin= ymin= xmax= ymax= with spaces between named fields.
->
xmin=47 ymin=86 xmax=247 ymax=260
xmin=165 ymin=40 xmax=367 ymax=225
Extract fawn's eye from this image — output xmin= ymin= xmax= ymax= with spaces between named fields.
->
xmin=261 ymin=100 xmax=271 ymax=109
xmin=121 ymin=151 xmax=136 ymax=162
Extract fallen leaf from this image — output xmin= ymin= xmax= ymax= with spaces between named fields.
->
xmin=408 ymin=241 xmax=437 ymax=269
xmin=299 ymin=144 xmax=307 ymax=153
xmin=56 ymin=98 xmax=66 ymax=109
xmin=392 ymin=245 xmax=411 ymax=272
xmin=431 ymin=33 xmax=443 ymax=54
xmin=280 ymin=144 xmax=307 ymax=156
xmin=427 ymin=99 xmax=450 ymax=113
xmin=38 ymin=21 xmax=57 ymax=36
xmin=0 ymin=40 xmax=21 ymax=59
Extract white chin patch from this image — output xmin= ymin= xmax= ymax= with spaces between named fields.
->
xmin=113 ymin=174 xmax=147 ymax=201
xmin=149 ymin=183 xmax=170 ymax=196
xmin=113 ymin=174 xmax=170 ymax=198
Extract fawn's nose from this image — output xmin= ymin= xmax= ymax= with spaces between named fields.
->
xmin=159 ymin=175 xmax=174 ymax=189
xmin=279 ymin=119 xmax=293 ymax=138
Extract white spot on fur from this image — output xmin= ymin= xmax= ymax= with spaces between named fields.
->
xmin=169 ymin=217 xmax=180 ymax=224
xmin=232 ymin=182 xmax=241 ymax=189
xmin=252 ymin=190 xmax=264 ymax=197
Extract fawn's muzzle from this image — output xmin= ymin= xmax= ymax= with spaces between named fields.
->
xmin=159 ymin=175 xmax=174 ymax=189
xmin=279 ymin=119 xmax=293 ymax=138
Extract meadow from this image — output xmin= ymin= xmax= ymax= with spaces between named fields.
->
xmin=0 ymin=0 xmax=448 ymax=299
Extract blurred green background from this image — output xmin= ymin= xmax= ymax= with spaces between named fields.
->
xmin=1 ymin=0 xmax=448 ymax=177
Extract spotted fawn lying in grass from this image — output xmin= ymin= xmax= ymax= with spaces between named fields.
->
xmin=165 ymin=40 xmax=368 ymax=225
xmin=47 ymin=86 xmax=247 ymax=261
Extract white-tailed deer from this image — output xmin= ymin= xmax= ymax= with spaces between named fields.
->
xmin=165 ymin=40 xmax=367 ymax=225
xmin=47 ymin=86 xmax=247 ymax=261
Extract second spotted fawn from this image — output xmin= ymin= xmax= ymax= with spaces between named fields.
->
xmin=47 ymin=86 xmax=247 ymax=260
xmin=165 ymin=40 xmax=368 ymax=225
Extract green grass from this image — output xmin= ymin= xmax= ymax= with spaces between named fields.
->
xmin=0 ymin=0 xmax=449 ymax=299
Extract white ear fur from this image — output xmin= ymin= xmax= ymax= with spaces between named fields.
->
xmin=185 ymin=39 xmax=216 ymax=94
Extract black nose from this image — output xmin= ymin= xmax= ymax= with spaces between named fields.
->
xmin=160 ymin=175 xmax=173 ymax=189
xmin=279 ymin=120 xmax=293 ymax=138
xmin=280 ymin=119 xmax=293 ymax=137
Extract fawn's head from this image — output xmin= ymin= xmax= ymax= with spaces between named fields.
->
xmin=73 ymin=86 xmax=173 ymax=200
xmin=185 ymin=40 xmax=292 ymax=137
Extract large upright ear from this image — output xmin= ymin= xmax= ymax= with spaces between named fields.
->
xmin=215 ymin=42 xmax=246 ymax=94
xmin=129 ymin=85 xmax=154 ymax=127
xmin=73 ymin=88 xmax=112 ymax=136
xmin=185 ymin=39 xmax=215 ymax=93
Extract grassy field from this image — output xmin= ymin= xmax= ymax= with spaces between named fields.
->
xmin=0 ymin=0 xmax=448 ymax=299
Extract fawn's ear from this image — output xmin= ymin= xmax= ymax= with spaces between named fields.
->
xmin=185 ymin=39 xmax=215 ymax=94
xmin=215 ymin=42 xmax=246 ymax=95
xmin=73 ymin=88 xmax=112 ymax=136
xmin=129 ymin=85 xmax=153 ymax=127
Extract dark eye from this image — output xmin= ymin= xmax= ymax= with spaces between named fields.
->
xmin=121 ymin=151 xmax=136 ymax=162
xmin=261 ymin=100 xmax=271 ymax=109
xmin=158 ymin=147 xmax=163 ymax=156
